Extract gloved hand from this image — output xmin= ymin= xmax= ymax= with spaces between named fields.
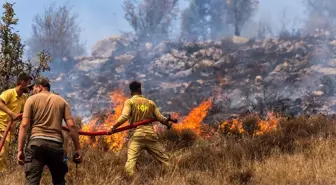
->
xmin=73 ymin=151 xmax=82 ymax=164
xmin=167 ymin=114 xmax=178 ymax=123
xmin=169 ymin=118 xmax=178 ymax=123
xmin=166 ymin=122 xmax=173 ymax=129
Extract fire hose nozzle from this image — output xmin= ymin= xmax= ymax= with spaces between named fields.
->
xmin=72 ymin=153 xmax=81 ymax=164
xmin=167 ymin=114 xmax=178 ymax=123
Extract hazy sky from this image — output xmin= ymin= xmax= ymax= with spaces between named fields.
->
xmin=0 ymin=0 xmax=306 ymax=53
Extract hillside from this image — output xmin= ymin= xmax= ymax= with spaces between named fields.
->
xmin=48 ymin=32 xmax=336 ymax=123
xmin=3 ymin=33 xmax=336 ymax=184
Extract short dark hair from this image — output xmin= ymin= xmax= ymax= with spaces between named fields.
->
xmin=34 ymin=76 xmax=51 ymax=91
xmin=16 ymin=73 xmax=32 ymax=85
xmin=129 ymin=81 xmax=141 ymax=93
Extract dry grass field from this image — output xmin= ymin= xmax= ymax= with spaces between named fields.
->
xmin=2 ymin=115 xmax=336 ymax=185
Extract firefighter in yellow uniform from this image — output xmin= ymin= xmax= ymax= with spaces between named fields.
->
xmin=0 ymin=73 xmax=32 ymax=172
xmin=109 ymin=81 xmax=177 ymax=176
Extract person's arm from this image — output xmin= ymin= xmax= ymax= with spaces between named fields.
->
xmin=18 ymin=117 xmax=30 ymax=152
xmin=152 ymin=102 xmax=172 ymax=128
xmin=63 ymin=103 xmax=81 ymax=153
xmin=17 ymin=98 xmax=33 ymax=165
xmin=62 ymin=131 xmax=69 ymax=157
xmin=0 ymin=91 xmax=18 ymax=119
xmin=65 ymin=119 xmax=81 ymax=152
xmin=109 ymin=100 xmax=132 ymax=132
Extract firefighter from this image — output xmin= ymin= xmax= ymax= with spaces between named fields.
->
xmin=0 ymin=73 xmax=32 ymax=173
xmin=17 ymin=77 xmax=82 ymax=185
xmin=108 ymin=81 xmax=177 ymax=176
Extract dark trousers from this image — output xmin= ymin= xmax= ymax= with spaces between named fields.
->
xmin=24 ymin=138 xmax=68 ymax=185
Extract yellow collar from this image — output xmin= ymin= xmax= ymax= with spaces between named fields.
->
xmin=13 ymin=88 xmax=19 ymax=98
xmin=132 ymin=95 xmax=143 ymax=98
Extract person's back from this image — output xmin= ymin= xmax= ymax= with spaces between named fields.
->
xmin=18 ymin=77 xmax=82 ymax=185
xmin=27 ymin=92 xmax=69 ymax=143
xmin=127 ymin=95 xmax=161 ymax=138
xmin=108 ymin=81 xmax=178 ymax=176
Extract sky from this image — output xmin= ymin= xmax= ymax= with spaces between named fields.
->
xmin=0 ymin=0 xmax=306 ymax=54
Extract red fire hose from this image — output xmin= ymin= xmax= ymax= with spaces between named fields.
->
xmin=0 ymin=116 xmax=163 ymax=151
xmin=62 ymin=118 xmax=157 ymax=136
xmin=0 ymin=114 xmax=23 ymax=152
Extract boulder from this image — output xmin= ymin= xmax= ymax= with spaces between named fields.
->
xmin=232 ymin=36 xmax=249 ymax=44
xmin=91 ymin=35 xmax=131 ymax=58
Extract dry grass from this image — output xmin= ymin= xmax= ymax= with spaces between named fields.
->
xmin=2 ymin=115 xmax=336 ymax=185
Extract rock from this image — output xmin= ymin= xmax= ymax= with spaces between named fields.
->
xmin=55 ymin=74 xmax=64 ymax=81
xmin=206 ymin=48 xmax=215 ymax=57
xmin=77 ymin=58 xmax=109 ymax=72
xmin=213 ymin=48 xmax=223 ymax=60
xmin=255 ymin=76 xmax=263 ymax=82
xmin=199 ymin=49 xmax=206 ymax=57
xmin=313 ymin=91 xmax=324 ymax=96
xmin=174 ymin=69 xmax=192 ymax=78
xmin=138 ymin=74 xmax=146 ymax=78
xmin=91 ymin=35 xmax=131 ymax=58
xmin=214 ymin=58 xmax=225 ymax=68
xmin=197 ymin=80 xmax=204 ymax=84
xmin=311 ymin=66 xmax=336 ymax=75
xmin=199 ymin=59 xmax=214 ymax=67
xmin=114 ymin=53 xmax=135 ymax=63
xmin=232 ymin=36 xmax=249 ymax=44
xmin=286 ymin=45 xmax=295 ymax=53
xmin=327 ymin=58 xmax=336 ymax=67
xmin=145 ymin=42 xmax=153 ymax=50
xmin=330 ymin=40 xmax=336 ymax=46
xmin=115 ymin=66 xmax=125 ymax=73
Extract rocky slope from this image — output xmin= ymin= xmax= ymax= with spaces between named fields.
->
xmin=47 ymin=32 xmax=336 ymax=122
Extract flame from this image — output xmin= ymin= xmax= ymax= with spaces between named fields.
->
xmin=79 ymin=90 xmax=214 ymax=151
xmin=102 ymin=90 xmax=129 ymax=151
xmin=79 ymin=117 xmax=99 ymax=147
xmin=79 ymin=87 xmax=278 ymax=152
xmin=219 ymin=113 xmax=279 ymax=136
xmin=173 ymin=100 xmax=213 ymax=135
xmin=79 ymin=89 xmax=129 ymax=151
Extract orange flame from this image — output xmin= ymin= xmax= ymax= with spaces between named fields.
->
xmin=173 ymin=100 xmax=213 ymax=135
xmin=219 ymin=113 xmax=279 ymax=136
xmin=102 ymin=90 xmax=128 ymax=151
xmin=79 ymin=89 xmax=129 ymax=151
xmin=79 ymin=117 xmax=99 ymax=147
xmin=80 ymin=90 xmax=214 ymax=151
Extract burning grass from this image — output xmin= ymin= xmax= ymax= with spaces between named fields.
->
xmin=2 ymin=89 xmax=336 ymax=184
xmin=2 ymin=115 xmax=336 ymax=184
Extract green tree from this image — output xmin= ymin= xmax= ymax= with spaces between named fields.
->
xmin=0 ymin=2 xmax=51 ymax=93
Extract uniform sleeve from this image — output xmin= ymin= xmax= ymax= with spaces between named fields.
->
xmin=22 ymin=97 xmax=33 ymax=119
xmin=64 ymin=102 xmax=73 ymax=121
xmin=152 ymin=101 xmax=169 ymax=124
xmin=0 ymin=90 xmax=12 ymax=105
xmin=114 ymin=99 xmax=132 ymax=125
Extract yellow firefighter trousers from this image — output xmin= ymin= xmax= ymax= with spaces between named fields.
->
xmin=0 ymin=131 xmax=12 ymax=173
xmin=125 ymin=136 xmax=170 ymax=176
